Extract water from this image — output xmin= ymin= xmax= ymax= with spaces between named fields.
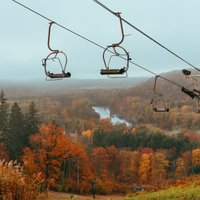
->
xmin=92 ymin=106 xmax=131 ymax=127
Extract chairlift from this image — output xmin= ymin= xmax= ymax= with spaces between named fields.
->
xmin=182 ymin=69 xmax=200 ymax=112
xmin=182 ymin=69 xmax=191 ymax=76
xmin=182 ymin=69 xmax=200 ymax=92
xmin=42 ymin=22 xmax=71 ymax=80
xmin=150 ymin=76 xmax=169 ymax=112
xmin=100 ymin=13 xmax=131 ymax=78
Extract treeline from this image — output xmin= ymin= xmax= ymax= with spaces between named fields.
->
xmin=93 ymin=123 xmax=198 ymax=152
xmin=9 ymin=88 xmax=200 ymax=132
xmin=31 ymin=90 xmax=200 ymax=131
xmin=0 ymin=91 xmax=40 ymax=160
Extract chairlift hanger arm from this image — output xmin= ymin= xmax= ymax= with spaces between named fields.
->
xmin=112 ymin=12 xmax=125 ymax=47
xmin=48 ymin=21 xmax=59 ymax=52
xmin=153 ymin=75 xmax=162 ymax=96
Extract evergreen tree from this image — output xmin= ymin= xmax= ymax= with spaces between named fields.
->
xmin=7 ymin=102 xmax=25 ymax=160
xmin=0 ymin=91 xmax=9 ymax=137
xmin=24 ymin=101 xmax=40 ymax=146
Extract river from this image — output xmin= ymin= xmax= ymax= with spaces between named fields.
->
xmin=92 ymin=106 xmax=132 ymax=127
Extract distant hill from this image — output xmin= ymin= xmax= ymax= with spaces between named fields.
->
xmin=0 ymin=77 xmax=147 ymax=97
xmin=1 ymin=69 xmax=199 ymax=101
xmin=129 ymin=69 xmax=199 ymax=101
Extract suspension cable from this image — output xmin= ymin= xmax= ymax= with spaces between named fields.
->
xmin=11 ymin=0 xmax=186 ymax=89
xmin=91 ymin=0 xmax=200 ymax=73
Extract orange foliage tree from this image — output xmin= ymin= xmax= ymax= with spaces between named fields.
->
xmin=91 ymin=147 xmax=113 ymax=194
xmin=192 ymin=149 xmax=200 ymax=166
xmin=23 ymin=123 xmax=73 ymax=189
xmin=64 ymin=141 xmax=94 ymax=194
xmin=181 ymin=151 xmax=192 ymax=176
xmin=118 ymin=150 xmax=139 ymax=185
xmin=107 ymin=146 xmax=120 ymax=181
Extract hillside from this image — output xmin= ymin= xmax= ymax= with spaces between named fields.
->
xmin=0 ymin=69 xmax=197 ymax=101
xmin=125 ymin=175 xmax=200 ymax=200
xmin=129 ymin=69 xmax=199 ymax=101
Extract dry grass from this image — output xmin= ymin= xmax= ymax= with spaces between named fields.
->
xmin=47 ymin=191 xmax=124 ymax=200
xmin=0 ymin=160 xmax=42 ymax=200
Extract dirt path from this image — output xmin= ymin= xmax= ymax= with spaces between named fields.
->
xmin=47 ymin=191 xmax=124 ymax=200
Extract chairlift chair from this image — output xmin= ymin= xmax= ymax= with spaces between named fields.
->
xmin=100 ymin=13 xmax=131 ymax=78
xmin=182 ymin=69 xmax=200 ymax=112
xmin=42 ymin=21 xmax=71 ymax=80
xmin=150 ymin=76 xmax=169 ymax=112
xmin=151 ymin=97 xmax=169 ymax=112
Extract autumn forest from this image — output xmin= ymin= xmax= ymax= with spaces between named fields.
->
xmin=1 ymin=74 xmax=200 ymax=199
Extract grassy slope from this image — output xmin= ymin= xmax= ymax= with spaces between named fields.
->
xmin=124 ymin=176 xmax=200 ymax=200
xmin=47 ymin=176 xmax=200 ymax=200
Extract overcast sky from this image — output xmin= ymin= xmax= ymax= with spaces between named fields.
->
xmin=1 ymin=0 xmax=200 ymax=81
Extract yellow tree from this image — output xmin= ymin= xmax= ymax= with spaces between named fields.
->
xmin=138 ymin=153 xmax=151 ymax=184
xmin=192 ymin=149 xmax=200 ymax=174
xmin=192 ymin=149 xmax=200 ymax=165
xmin=150 ymin=152 xmax=168 ymax=187
xmin=175 ymin=157 xmax=186 ymax=180
xmin=81 ymin=130 xmax=93 ymax=145
xmin=23 ymin=123 xmax=73 ymax=189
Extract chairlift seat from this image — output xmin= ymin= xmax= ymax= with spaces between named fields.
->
xmin=153 ymin=107 xmax=169 ymax=112
xmin=100 ymin=67 xmax=126 ymax=75
xmin=151 ymin=96 xmax=169 ymax=113
xmin=47 ymin=72 xmax=71 ymax=79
